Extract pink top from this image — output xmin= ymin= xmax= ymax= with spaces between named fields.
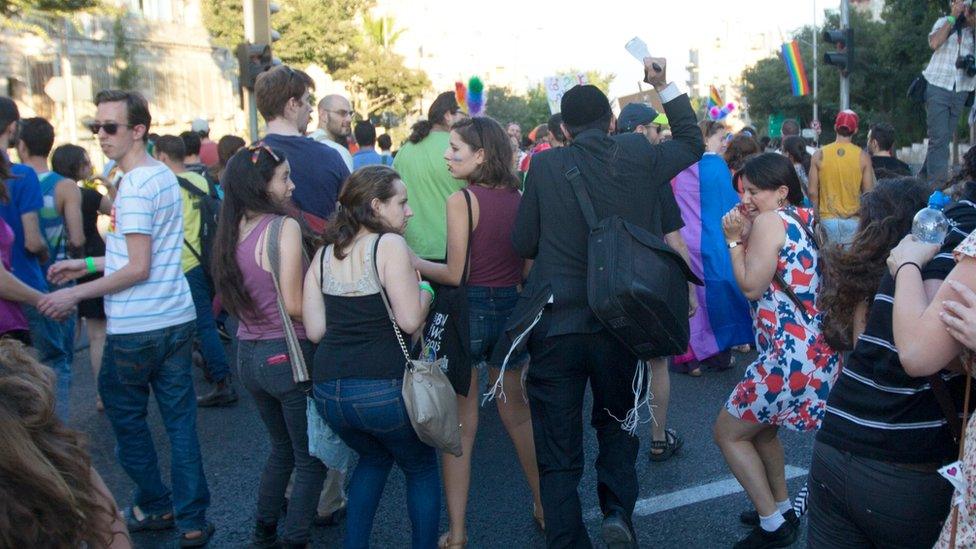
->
xmin=466 ymin=185 xmax=523 ymax=287
xmin=235 ymin=215 xmax=308 ymax=340
xmin=0 ymin=218 xmax=28 ymax=335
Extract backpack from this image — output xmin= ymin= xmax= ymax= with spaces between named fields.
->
xmin=565 ymin=163 xmax=703 ymax=359
xmin=177 ymin=176 xmax=220 ymax=276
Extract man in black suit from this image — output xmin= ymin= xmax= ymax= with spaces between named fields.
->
xmin=511 ymin=58 xmax=703 ymax=548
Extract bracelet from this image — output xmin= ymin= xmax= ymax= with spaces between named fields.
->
xmin=948 ymin=15 xmax=958 ymax=25
xmin=895 ymin=262 xmax=921 ymax=280
xmin=85 ymin=256 xmax=96 ymax=274
xmin=727 ymin=240 xmax=743 ymax=250
xmin=418 ymin=281 xmax=435 ymax=300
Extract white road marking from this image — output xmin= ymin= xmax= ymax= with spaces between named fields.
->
xmin=588 ymin=465 xmax=809 ymax=519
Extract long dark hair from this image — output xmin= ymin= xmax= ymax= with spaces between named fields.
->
xmin=739 ymin=152 xmax=805 ymax=206
xmin=819 ymin=177 xmax=929 ymax=350
xmin=51 ymin=144 xmax=89 ymax=181
xmin=0 ymin=340 xmax=124 ymax=548
xmin=781 ymin=136 xmax=811 ymax=175
xmin=325 ymin=165 xmax=401 ymax=260
xmin=210 ymin=134 xmax=246 ymax=182
xmin=211 ymin=145 xmax=291 ymax=319
xmin=408 ymin=91 xmax=459 ymax=144
xmin=451 ymin=116 xmax=519 ymax=189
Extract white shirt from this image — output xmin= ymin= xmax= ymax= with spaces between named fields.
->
xmin=104 ymin=162 xmax=196 ymax=335
xmin=923 ymin=16 xmax=976 ymax=93
xmin=308 ymin=128 xmax=354 ymax=172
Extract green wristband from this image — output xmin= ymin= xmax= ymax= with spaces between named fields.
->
xmin=949 ymin=15 xmax=958 ymax=25
xmin=85 ymin=256 xmax=96 ymax=274
xmin=418 ymin=281 xmax=435 ymax=300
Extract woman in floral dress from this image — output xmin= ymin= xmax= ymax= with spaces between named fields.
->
xmin=713 ymin=153 xmax=840 ymax=549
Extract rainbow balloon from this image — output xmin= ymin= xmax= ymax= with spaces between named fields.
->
xmin=781 ymin=40 xmax=811 ymax=97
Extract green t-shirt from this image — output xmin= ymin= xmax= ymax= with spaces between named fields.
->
xmin=178 ymin=171 xmax=209 ymax=273
xmin=393 ymin=131 xmax=465 ymax=260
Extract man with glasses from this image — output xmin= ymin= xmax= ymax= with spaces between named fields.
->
xmin=310 ymin=94 xmax=355 ymax=172
xmin=255 ymin=66 xmax=349 ymax=232
xmin=39 ymin=89 xmax=214 ymax=546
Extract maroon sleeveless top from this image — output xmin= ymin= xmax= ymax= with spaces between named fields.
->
xmin=465 ymin=185 xmax=522 ymax=287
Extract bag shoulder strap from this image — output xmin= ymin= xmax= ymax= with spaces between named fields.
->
xmin=782 ymin=208 xmax=820 ymax=250
xmin=564 ymin=161 xmax=600 ymax=230
xmin=176 ymin=176 xmax=208 ymax=198
xmin=265 ymin=215 xmax=310 ymax=381
xmin=460 ymin=188 xmax=473 ymax=284
xmin=930 ymin=372 xmax=963 ymax=443
xmin=371 ymin=234 xmax=414 ymax=364
xmin=772 ymin=270 xmax=814 ymax=323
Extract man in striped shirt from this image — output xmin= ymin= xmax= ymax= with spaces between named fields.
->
xmin=40 ymin=90 xmax=214 ymax=546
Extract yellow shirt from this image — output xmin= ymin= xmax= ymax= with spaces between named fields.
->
xmin=178 ymin=171 xmax=209 ymax=273
xmin=818 ymin=142 xmax=863 ymax=219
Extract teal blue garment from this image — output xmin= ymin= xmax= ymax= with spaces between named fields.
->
xmin=38 ymin=171 xmax=68 ymax=268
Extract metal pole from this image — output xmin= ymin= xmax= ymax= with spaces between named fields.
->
xmin=61 ymin=19 xmax=78 ymax=145
xmin=812 ymin=0 xmax=819 ymax=128
xmin=243 ymin=0 xmax=271 ymax=142
xmin=839 ymin=0 xmax=850 ymax=110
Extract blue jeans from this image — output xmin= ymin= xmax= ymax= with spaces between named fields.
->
xmin=184 ymin=265 xmax=229 ymax=383
xmin=314 ymin=378 xmax=440 ymax=549
xmin=468 ymin=285 xmax=526 ymax=368
xmin=99 ymin=321 xmax=210 ymax=533
xmin=821 ymin=217 xmax=859 ymax=247
xmin=24 ymin=304 xmax=74 ymax=420
xmin=924 ymin=83 xmax=970 ymax=183
xmin=238 ymin=338 xmax=325 ymax=544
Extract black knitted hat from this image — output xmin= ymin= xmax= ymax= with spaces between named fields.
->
xmin=560 ymin=85 xmax=610 ymax=126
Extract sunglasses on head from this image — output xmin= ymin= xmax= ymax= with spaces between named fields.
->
xmin=248 ymin=142 xmax=280 ymax=164
xmin=87 ymin=122 xmax=133 ymax=136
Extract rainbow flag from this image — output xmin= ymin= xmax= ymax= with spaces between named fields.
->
xmin=707 ymin=85 xmax=723 ymax=110
xmin=781 ymin=40 xmax=811 ymax=96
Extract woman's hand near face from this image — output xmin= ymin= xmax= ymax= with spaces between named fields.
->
xmin=722 ymin=207 xmax=746 ymax=242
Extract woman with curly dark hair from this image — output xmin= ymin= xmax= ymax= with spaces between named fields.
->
xmin=0 ymin=339 xmax=130 ymax=548
xmin=725 ymin=133 xmax=763 ymax=174
xmin=818 ymin=178 xmax=929 ymax=350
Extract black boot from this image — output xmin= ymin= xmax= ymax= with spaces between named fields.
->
xmin=197 ymin=378 xmax=239 ymax=407
xmin=252 ymin=520 xmax=277 ymax=548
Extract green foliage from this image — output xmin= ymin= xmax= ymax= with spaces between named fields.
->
xmin=339 ymin=47 xmax=430 ymax=119
xmin=486 ymin=86 xmax=551 ymax=130
xmin=201 ymin=0 xmax=370 ymax=72
xmin=741 ymin=1 xmax=950 ymax=147
xmin=0 ymin=0 xmax=97 ymax=18
xmin=113 ymin=14 xmax=140 ymax=90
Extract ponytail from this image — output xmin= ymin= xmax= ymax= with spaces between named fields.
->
xmin=408 ymin=120 xmax=433 ymax=144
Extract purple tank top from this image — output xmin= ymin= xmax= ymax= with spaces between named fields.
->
xmin=465 ymin=185 xmax=522 ymax=287
xmin=235 ymin=215 xmax=308 ymax=340
xmin=0 ymin=218 xmax=28 ymax=335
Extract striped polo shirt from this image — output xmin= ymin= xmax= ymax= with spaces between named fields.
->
xmin=104 ymin=161 xmax=195 ymax=335
xmin=817 ymin=202 xmax=976 ymax=464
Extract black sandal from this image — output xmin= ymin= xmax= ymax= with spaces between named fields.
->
xmin=179 ymin=522 xmax=215 ymax=548
xmin=648 ymin=428 xmax=683 ymax=462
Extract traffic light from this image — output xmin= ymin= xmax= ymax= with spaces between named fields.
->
xmin=822 ymin=27 xmax=853 ymax=74
xmin=236 ymin=43 xmax=272 ymax=89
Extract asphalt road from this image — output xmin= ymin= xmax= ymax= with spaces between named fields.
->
xmin=68 ymin=342 xmax=813 ymax=549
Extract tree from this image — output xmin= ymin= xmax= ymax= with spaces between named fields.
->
xmin=486 ymin=86 xmax=550 ymax=130
xmin=200 ymin=0 xmax=370 ymax=72
xmin=1 ymin=0 xmax=100 ymax=35
xmin=339 ymin=47 xmax=430 ymax=119
xmin=113 ymin=13 xmax=140 ymax=89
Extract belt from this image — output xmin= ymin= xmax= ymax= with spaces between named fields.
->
xmin=885 ymin=461 xmax=943 ymax=473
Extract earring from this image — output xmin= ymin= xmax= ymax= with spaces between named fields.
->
xmin=778 ymin=198 xmax=786 ymax=207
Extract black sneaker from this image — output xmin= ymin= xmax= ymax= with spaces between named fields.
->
xmin=601 ymin=510 xmax=637 ymax=549
xmin=740 ymin=509 xmax=799 ymax=527
xmin=314 ymin=506 xmax=347 ymax=527
xmin=252 ymin=520 xmax=277 ymax=548
xmin=732 ymin=520 xmax=798 ymax=549
xmin=197 ymin=380 xmax=238 ymax=407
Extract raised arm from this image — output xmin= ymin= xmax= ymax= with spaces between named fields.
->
xmin=724 ymin=210 xmax=785 ymax=300
xmin=930 ymin=4 xmax=964 ymax=50
xmin=646 ymin=58 xmax=704 ymax=181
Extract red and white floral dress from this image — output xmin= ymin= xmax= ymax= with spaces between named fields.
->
xmin=935 ymin=229 xmax=976 ymax=549
xmin=724 ymin=207 xmax=841 ymax=432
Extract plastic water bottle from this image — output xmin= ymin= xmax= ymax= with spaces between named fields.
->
xmin=912 ymin=191 xmax=950 ymax=244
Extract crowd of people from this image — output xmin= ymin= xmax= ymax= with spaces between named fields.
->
xmin=4 ymin=28 xmax=976 ymax=549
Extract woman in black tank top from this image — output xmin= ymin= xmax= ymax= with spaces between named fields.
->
xmin=304 ymin=166 xmax=436 ymax=549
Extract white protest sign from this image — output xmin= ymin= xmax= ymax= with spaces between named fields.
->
xmin=544 ymin=73 xmax=589 ymax=115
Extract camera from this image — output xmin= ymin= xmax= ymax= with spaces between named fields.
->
xmin=957 ymin=54 xmax=976 ymax=77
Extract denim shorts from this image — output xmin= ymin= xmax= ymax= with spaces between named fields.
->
xmin=468 ymin=285 xmax=528 ymax=369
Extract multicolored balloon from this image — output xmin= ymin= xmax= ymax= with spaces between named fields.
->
xmin=708 ymin=102 xmax=736 ymax=121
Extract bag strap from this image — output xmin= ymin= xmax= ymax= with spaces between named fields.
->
xmin=370 ymin=234 xmax=415 ymax=366
xmin=772 ymin=271 xmax=815 ymax=324
xmin=930 ymin=372 xmax=964 ymax=443
xmin=460 ymin=188 xmax=473 ymax=284
xmin=781 ymin=207 xmax=820 ymax=250
xmin=265 ymin=216 xmax=311 ymax=382
xmin=565 ymin=163 xmax=600 ymax=230
xmin=176 ymin=176 xmax=208 ymax=198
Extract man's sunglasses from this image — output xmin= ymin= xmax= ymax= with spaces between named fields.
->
xmin=87 ymin=122 xmax=133 ymax=136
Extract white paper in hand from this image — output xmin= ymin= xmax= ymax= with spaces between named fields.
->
xmin=625 ymin=37 xmax=651 ymax=64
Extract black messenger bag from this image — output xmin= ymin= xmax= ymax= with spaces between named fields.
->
xmin=566 ymin=165 xmax=702 ymax=359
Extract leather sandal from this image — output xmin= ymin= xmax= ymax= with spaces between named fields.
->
xmin=648 ymin=428 xmax=683 ymax=462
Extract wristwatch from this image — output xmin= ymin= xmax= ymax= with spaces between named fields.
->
xmin=727 ymin=241 xmax=743 ymax=249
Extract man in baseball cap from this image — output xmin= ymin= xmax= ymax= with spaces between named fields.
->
xmin=809 ymin=108 xmax=874 ymax=245
xmin=617 ymin=102 xmax=669 ymax=144
xmin=190 ymin=117 xmax=218 ymax=166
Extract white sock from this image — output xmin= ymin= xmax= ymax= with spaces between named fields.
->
xmin=759 ymin=510 xmax=785 ymax=532
xmin=775 ymin=499 xmax=791 ymax=515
